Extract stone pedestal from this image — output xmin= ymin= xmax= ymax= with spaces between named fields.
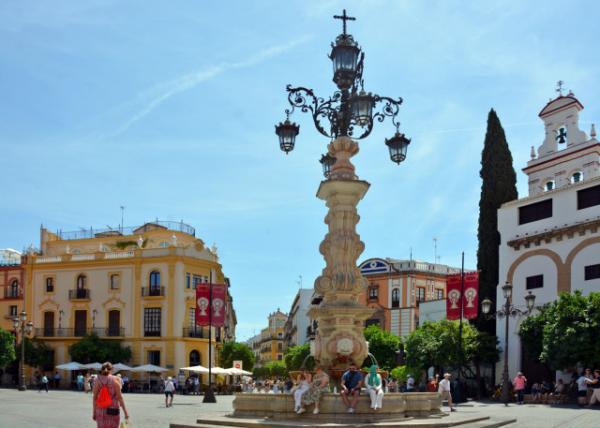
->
xmin=232 ymin=392 xmax=443 ymax=419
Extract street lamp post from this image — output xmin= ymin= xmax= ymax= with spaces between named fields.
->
xmin=481 ymin=282 xmax=536 ymax=406
xmin=275 ymin=10 xmax=411 ymax=371
xmin=13 ymin=310 xmax=34 ymax=391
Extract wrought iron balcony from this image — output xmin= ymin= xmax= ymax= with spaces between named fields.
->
xmin=4 ymin=288 xmax=22 ymax=299
xmin=141 ymin=287 xmax=165 ymax=297
xmin=34 ymin=327 xmax=124 ymax=338
xmin=68 ymin=289 xmax=90 ymax=300
xmin=183 ymin=327 xmax=205 ymax=338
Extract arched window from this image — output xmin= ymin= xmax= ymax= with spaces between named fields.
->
xmin=10 ymin=280 xmax=19 ymax=298
xmin=189 ymin=350 xmax=201 ymax=366
xmin=391 ymin=288 xmax=400 ymax=308
xmin=149 ymin=271 xmax=161 ymax=289
xmin=545 ymin=181 xmax=555 ymax=191
xmin=76 ymin=274 xmax=86 ymax=289
xmin=572 ymin=171 xmax=583 ymax=183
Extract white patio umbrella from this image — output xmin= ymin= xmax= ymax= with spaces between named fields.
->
xmin=55 ymin=362 xmax=84 ymax=371
xmin=112 ymin=363 xmax=133 ymax=372
xmin=180 ymin=365 xmax=209 ymax=373
xmin=226 ymin=367 xmax=253 ymax=376
xmin=82 ymin=362 xmax=102 ymax=370
xmin=208 ymin=366 xmax=228 ymax=375
xmin=131 ymin=364 xmax=168 ymax=373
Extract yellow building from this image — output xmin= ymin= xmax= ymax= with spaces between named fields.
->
xmin=0 ymin=253 xmax=24 ymax=332
xmin=24 ymin=221 xmax=236 ymax=381
xmin=257 ymin=309 xmax=287 ymax=365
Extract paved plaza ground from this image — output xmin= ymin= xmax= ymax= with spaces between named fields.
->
xmin=0 ymin=388 xmax=598 ymax=428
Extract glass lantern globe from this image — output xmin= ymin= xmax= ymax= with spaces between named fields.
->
xmin=319 ymin=153 xmax=336 ymax=178
xmin=525 ymin=291 xmax=536 ymax=311
xmin=385 ymin=132 xmax=411 ymax=164
xmin=275 ymin=119 xmax=300 ymax=154
xmin=351 ymin=90 xmax=374 ymax=126
xmin=481 ymin=298 xmax=493 ymax=314
xmin=502 ymin=282 xmax=513 ymax=300
xmin=329 ymin=34 xmax=360 ymax=90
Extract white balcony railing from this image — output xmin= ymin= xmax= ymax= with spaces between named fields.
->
xmin=104 ymin=251 xmax=135 ymax=259
xmin=35 ymin=256 xmax=62 ymax=264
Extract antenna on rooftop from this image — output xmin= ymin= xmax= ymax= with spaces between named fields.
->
xmin=297 ymin=275 xmax=303 ymax=289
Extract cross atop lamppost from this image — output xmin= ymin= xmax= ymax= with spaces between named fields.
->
xmin=333 ymin=9 xmax=355 ymax=35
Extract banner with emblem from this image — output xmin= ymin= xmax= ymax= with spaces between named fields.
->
xmin=195 ymin=284 xmax=227 ymax=327
xmin=446 ymin=273 xmax=462 ymax=320
xmin=463 ymin=272 xmax=479 ymax=319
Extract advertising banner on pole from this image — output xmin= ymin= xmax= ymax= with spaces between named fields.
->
xmin=446 ymin=274 xmax=462 ymax=320
xmin=463 ymin=272 xmax=479 ymax=319
xmin=195 ymin=284 xmax=227 ymax=327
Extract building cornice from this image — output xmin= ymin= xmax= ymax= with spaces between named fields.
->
xmin=507 ymin=217 xmax=600 ymax=250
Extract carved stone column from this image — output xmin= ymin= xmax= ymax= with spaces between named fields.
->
xmin=309 ymin=136 xmax=374 ymax=370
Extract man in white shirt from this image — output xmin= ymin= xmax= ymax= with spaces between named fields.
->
xmin=406 ymin=375 xmax=415 ymax=392
xmin=438 ymin=373 xmax=456 ymax=412
xmin=164 ymin=376 xmax=176 ymax=408
xmin=576 ymin=369 xmax=593 ymax=406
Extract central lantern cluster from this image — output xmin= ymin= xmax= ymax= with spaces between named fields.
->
xmin=275 ymin=9 xmax=411 ymax=174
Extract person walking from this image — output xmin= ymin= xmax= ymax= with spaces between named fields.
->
xmin=38 ymin=373 xmax=49 ymax=393
xmin=365 ymin=365 xmax=384 ymax=410
xmin=340 ymin=362 xmax=363 ymax=413
xmin=512 ymin=372 xmax=527 ymax=405
xmin=587 ymin=370 xmax=600 ymax=407
xmin=84 ymin=373 xmax=92 ymax=393
xmin=164 ymin=376 xmax=175 ymax=407
xmin=298 ymin=366 xmax=330 ymax=415
xmin=92 ymin=362 xmax=129 ymax=428
xmin=438 ymin=373 xmax=455 ymax=412
xmin=53 ymin=371 xmax=61 ymax=389
xmin=576 ymin=369 xmax=593 ymax=406
xmin=77 ymin=373 xmax=85 ymax=391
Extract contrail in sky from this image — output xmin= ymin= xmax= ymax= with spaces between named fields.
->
xmin=107 ymin=35 xmax=312 ymax=139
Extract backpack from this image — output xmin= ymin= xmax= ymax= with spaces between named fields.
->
xmin=96 ymin=378 xmax=112 ymax=409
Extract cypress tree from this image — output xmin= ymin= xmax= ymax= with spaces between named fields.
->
xmin=476 ymin=109 xmax=518 ymax=334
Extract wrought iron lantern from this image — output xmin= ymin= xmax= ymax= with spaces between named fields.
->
xmin=481 ymin=298 xmax=492 ymax=315
xmin=351 ymin=90 xmax=374 ymax=126
xmin=319 ymin=153 xmax=336 ymax=178
xmin=525 ymin=291 xmax=536 ymax=311
xmin=385 ymin=132 xmax=411 ymax=164
xmin=330 ymin=34 xmax=361 ymax=90
xmin=502 ymin=281 xmax=513 ymax=300
xmin=275 ymin=118 xmax=300 ymax=154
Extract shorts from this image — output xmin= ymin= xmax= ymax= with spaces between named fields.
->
xmin=578 ymin=390 xmax=588 ymax=398
xmin=165 ymin=391 xmax=174 ymax=397
xmin=440 ymin=391 xmax=452 ymax=401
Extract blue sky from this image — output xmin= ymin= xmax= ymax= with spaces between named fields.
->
xmin=1 ymin=0 xmax=599 ymax=340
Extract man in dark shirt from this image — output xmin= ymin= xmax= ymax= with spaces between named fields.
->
xmin=340 ymin=362 xmax=363 ymax=413
xmin=588 ymin=369 xmax=600 ymax=407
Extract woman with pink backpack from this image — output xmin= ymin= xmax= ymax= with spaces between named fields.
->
xmin=92 ymin=362 xmax=130 ymax=428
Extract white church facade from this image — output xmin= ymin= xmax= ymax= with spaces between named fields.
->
xmin=496 ymin=90 xmax=600 ymax=381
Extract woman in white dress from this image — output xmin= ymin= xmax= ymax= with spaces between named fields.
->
xmin=293 ymin=371 xmax=311 ymax=412
xmin=365 ymin=365 xmax=384 ymax=410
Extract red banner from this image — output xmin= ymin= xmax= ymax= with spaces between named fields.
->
xmin=446 ymin=274 xmax=462 ymax=320
xmin=463 ymin=272 xmax=479 ymax=320
xmin=195 ymin=284 xmax=227 ymax=327
xmin=445 ymin=272 xmax=479 ymax=320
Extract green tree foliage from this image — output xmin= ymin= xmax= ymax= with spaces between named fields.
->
xmin=69 ymin=334 xmax=132 ymax=364
xmin=390 ymin=365 xmax=419 ymax=382
xmin=477 ymin=109 xmax=518 ymax=333
xmin=20 ymin=338 xmax=54 ymax=371
xmin=0 ymin=328 xmax=16 ymax=368
xmin=363 ymin=324 xmax=401 ymax=371
xmin=219 ymin=342 xmax=255 ymax=371
xmin=264 ymin=360 xmax=287 ymax=377
xmin=284 ymin=343 xmax=313 ymax=371
xmin=519 ymin=291 xmax=600 ymax=369
xmin=405 ymin=320 xmax=498 ymax=372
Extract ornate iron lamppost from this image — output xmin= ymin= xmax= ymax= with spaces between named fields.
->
xmin=13 ymin=310 xmax=34 ymax=391
xmin=275 ymin=10 xmax=411 ymax=372
xmin=481 ymin=283 xmax=536 ymax=406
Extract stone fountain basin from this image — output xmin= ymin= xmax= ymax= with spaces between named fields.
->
xmin=232 ymin=392 xmax=442 ymax=419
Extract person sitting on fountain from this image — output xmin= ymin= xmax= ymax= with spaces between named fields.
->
xmin=298 ymin=365 xmax=330 ymax=415
xmin=365 ymin=365 xmax=384 ymax=410
xmin=293 ymin=370 xmax=311 ymax=413
xmin=340 ymin=362 xmax=363 ymax=413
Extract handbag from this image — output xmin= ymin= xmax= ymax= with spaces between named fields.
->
xmin=120 ymin=420 xmax=130 ymax=428
xmin=106 ymin=407 xmax=120 ymax=416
